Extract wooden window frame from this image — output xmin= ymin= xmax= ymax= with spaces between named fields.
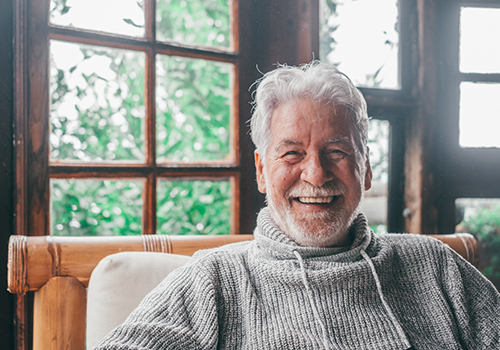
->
xmin=16 ymin=0 xmax=246 ymax=238
xmin=433 ymin=0 xmax=500 ymax=232
xmin=13 ymin=1 xmax=260 ymax=348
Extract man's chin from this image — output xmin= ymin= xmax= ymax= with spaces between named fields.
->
xmin=284 ymin=221 xmax=349 ymax=247
xmin=274 ymin=212 xmax=353 ymax=247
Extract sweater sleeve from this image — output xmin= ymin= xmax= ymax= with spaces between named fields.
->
xmin=92 ymin=262 xmax=219 ymax=350
xmin=441 ymin=246 xmax=500 ymax=349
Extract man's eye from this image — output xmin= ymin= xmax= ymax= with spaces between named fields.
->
xmin=327 ymin=150 xmax=346 ymax=160
xmin=282 ymin=151 xmax=302 ymax=162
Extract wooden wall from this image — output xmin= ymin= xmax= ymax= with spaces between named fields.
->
xmin=0 ymin=0 xmax=15 ymax=347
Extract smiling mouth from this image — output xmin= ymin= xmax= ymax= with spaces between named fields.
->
xmin=296 ymin=196 xmax=336 ymax=204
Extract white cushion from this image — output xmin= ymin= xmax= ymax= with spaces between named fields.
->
xmin=86 ymin=252 xmax=191 ymax=349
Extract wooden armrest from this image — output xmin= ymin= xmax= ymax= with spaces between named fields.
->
xmin=7 ymin=234 xmax=253 ymax=294
xmin=426 ymin=233 xmax=478 ymax=267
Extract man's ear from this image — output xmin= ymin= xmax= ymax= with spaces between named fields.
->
xmin=364 ymin=148 xmax=372 ymax=191
xmin=255 ymin=150 xmax=267 ymax=194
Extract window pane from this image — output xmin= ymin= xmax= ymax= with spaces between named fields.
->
xmin=361 ymin=119 xmax=390 ymax=233
xmin=50 ymin=0 xmax=145 ymax=37
xmin=460 ymin=7 xmax=500 ymax=73
xmin=157 ymin=179 xmax=230 ymax=235
xmin=459 ymin=82 xmax=500 ymax=148
xmin=156 ymin=0 xmax=231 ymax=49
xmin=319 ymin=0 xmax=399 ymax=89
xmin=50 ymin=41 xmax=146 ymax=162
xmin=456 ymin=198 xmax=500 ymax=290
xmin=156 ymin=56 xmax=232 ymax=163
xmin=51 ymin=179 xmax=143 ymax=236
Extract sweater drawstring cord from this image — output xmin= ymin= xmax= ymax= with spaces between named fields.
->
xmin=293 ymin=250 xmax=337 ymax=350
xmin=360 ymin=249 xmax=411 ymax=345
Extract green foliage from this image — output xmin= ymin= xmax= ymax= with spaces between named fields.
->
xmin=319 ymin=0 xmax=340 ymax=62
xmin=156 ymin=0 xmax=230 ymax=48
xmin=50 ymin=42 xmax=145 ymax=161
xmin=156 ymin=56 xmax=231 ymax=162
xmin=50 ymin=0 xmax=146 ymax=37
xmin=370 ymin=225 xmax=388 ymax=234
xmin=367 ymin=119 xmax=389 ymax=183
xmin=50 ymin=0 xmax=70 ymax=16
xmin=51 ymin=179 xmax=143 ymax=236
xmin=459 ymin=202 xmax=500 ymax=288
xmin=157 ymin=180 xmax=230 ymax=235
xmin=49 ymin=1 xmax=233 ymax=236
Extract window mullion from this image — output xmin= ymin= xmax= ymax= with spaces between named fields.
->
xmin=143 ymin=172 xmax=157 ymax=234
xmin=143 ymin=0 xmax=157 ymax=234
xmin=28 ymin=0 xmax=51 ymax=237
xmin=143 ymin=46 xmax=157 ymax=233
xmin=145 ymin=0 xmax=155 ymax=43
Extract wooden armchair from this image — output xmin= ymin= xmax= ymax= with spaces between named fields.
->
xmin=7 ymin=233 xmax=478 ymax=350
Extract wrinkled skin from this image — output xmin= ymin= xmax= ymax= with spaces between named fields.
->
xmin=255 ymin=99 xmax=372 ymax=247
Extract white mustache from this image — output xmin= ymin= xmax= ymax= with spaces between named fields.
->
xmin=287 ymin=181 xmax=346 ymax=199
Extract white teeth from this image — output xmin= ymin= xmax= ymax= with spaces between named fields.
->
xmin=298 ymin=196 xmax=334 ymax=204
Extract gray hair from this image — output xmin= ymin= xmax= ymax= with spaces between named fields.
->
xmin=250 ymin=61 xmax=369 ymax=157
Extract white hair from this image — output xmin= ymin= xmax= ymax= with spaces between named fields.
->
xmin=250 ymin=61 xmax=369 ymax=157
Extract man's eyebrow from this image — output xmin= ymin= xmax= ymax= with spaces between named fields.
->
xmin=325 ymin=137 xmax=352 ymax=145
xmin=325 ymin=137 xmax=358 ymax=153
xmin=273 ymin=140 xmax=302 ymax=152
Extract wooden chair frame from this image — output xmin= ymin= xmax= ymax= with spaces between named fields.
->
xmin=7 ymin=233 xmax=477 ymax=350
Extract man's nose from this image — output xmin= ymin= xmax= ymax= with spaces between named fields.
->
xmin=300 ymin=154 xmax=334 ymax=187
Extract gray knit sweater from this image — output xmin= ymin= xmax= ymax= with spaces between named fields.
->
xmin=94 ymin=208 xmax=500 ymax=349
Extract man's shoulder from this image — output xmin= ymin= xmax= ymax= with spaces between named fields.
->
xmin=377 ymin=232 xmax=443 ymax=244
xmin=367 ymin=233 xmax=457 ymax=275
xmin=157 ymin=239 xmax=254 ymax=288
xmin=189 ymin=239 xmax=255 ymax=266
xmin=374 ymin=232 xmax=449 ymax=256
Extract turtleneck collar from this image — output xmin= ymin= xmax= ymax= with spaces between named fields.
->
xmin=253 ymin=207 xmax=372 ymax=261
xmin=253 ymin=207 xmax=410 ymax=347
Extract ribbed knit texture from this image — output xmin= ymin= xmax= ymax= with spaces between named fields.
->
xmin=94 ymin=208 xmax=500 ymax=349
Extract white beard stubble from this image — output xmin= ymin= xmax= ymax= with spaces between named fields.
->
xmin=265 ymin=171 xmax=364 ymax=247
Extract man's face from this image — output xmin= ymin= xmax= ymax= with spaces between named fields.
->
xmin=255 ymin=98 xmax=372 ymax=247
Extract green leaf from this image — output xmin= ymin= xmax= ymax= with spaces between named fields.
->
xmin=123 ymin=18 xmax=144 ymax=28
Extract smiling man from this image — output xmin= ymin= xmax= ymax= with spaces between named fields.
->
xmin=254 ymin=98 xmax=370 ymax=248
xmin=95 ymin=62 xmax=500 ymax=350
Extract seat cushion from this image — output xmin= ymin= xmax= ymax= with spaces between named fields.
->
xmin=86 ymin=251 xmax=191 ymax=349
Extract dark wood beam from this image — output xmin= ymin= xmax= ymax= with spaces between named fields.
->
xmin=0 ymin=0 xmax=15 ymax=347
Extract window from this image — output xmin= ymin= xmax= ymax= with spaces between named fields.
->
xmin=319 ymin=0 xmax=407 ymax=232
xmin=445 ymin=3 xmax=500 ymax=290
xmin=20 ymin=0 xmax=243 ymax=237
xmin=438 ymin=0 xmax=500 ymax=288
xmin=456 ymin=198 xmax=500 ymax=289
xmin=319 ymin=0 xmax=400 ymax=89
xmin=459 ymin=6 xmax=500 ymax=148
xmin=362 ymin=120 xmax=390 ymax=233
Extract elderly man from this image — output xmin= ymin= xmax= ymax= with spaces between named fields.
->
xmin=95 ymin=62 xmax=500 ymax=349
